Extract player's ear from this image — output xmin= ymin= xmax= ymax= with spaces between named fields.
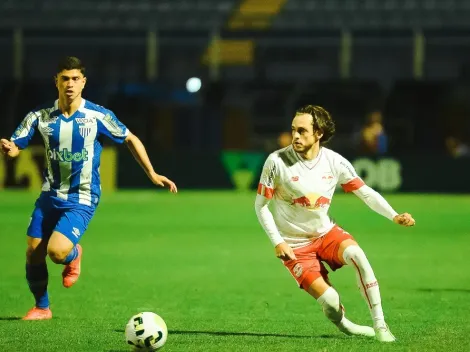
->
xmin=315 ymin=130 xmax=324 ymax=140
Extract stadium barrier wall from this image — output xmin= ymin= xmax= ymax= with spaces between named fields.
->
xmin=1 ymin=148 xmax=469 ymax=193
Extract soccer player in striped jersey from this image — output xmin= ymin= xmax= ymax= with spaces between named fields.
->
xmin=255 ymin=105 xmax=415 ymax=342
xmin=1 ymin=56 xmax=177 ymax=320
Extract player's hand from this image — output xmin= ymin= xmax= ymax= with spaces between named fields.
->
xmin=1 ymin=139 xmax=20 ymax=158
xmin=149 ymin=171 xmax=177 ymax=193
xmin=275 ymin=242 xmax=297 ymax=261
xmin=393 ymin=213 xmax=415 ymax=227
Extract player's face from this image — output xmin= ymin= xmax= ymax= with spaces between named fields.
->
xmin=55 ymin=69 xmax=86 ymax=101
xmin=291 ymin=113 xmax=323 ymax=153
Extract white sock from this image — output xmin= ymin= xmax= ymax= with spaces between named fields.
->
xmin=342 ymin=245 xmax=385 ymax=328
xmin=316 ymin=287 xmax=344 ymax=324
xmin=317 ymin=287 xmax=375 ymax=337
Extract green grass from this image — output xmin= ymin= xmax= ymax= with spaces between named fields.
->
xmin=0 ymin=191 xmax=469 ymax=352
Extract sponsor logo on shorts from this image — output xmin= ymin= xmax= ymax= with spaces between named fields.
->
xmin=72 ymin=227 xmax=81 ymax=238
xmin=293 ymin=263 xmax=303 ymax=277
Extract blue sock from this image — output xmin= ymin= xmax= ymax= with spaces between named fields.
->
xmin=26 ymin=263 xmax=49 ymax=309
xmin=63 ymin=246 xmax=78 ymax=265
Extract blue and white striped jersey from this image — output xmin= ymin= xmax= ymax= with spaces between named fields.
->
xmin=11 ymin=99 xmax=129 ymax=207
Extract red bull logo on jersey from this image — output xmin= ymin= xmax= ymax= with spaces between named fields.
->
xmin=291 ymin=196 xmax=312 ymax=207
xmin=47 ymin=148 xmax=89 ymax=162
xmin=314 ymin=196 xmax=331 ymax=208
xmin=291 ymin=193 xmax=331 ymax=210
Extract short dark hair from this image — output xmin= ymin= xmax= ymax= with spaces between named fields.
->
xmin=295 ymin=105 xmax=336 ymax=145
xmin=57 ymin=56 xmax=86 ymax=76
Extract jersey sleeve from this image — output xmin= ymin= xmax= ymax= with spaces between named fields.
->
xmin=257 ymin=154 xmax=278 ymax=199
xmin=96 ymin=110 xmax=129 ymax=144
xmin=10 ymin=111 xmax=39 ymax=149
xmin=336 ymin=155 xmax=365 ymax=193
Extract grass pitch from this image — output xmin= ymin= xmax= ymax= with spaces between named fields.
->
xmin=1 ymin=191 xmax=469 ymax=351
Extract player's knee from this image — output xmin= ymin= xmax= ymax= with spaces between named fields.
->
xmin=342 ymin=245 xmax=367 ymax=265
xmin=47 ymin=246 xmax=69 ymax=264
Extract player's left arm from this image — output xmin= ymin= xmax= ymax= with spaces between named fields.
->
xmin=337 ymin=156 xmax=415 ymax=227
xmin=97 ymin=110 xmax=177 ymax=193
xmin=125 ymin=133 xmax=177 ymax=193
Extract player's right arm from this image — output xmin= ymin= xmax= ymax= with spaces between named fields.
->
xmin=1 ymin=111 xmax=39 ymax=158
xmin=96 ymin=109 xmax=177 ymax=193
xmin=254 ymin=154 xmax=297 ymax=261
xmin=1 ymin=139 xmax=20 ymax=158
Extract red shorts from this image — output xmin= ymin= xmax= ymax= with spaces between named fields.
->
xmin=282 ymin=225 xmax=355 ymax=290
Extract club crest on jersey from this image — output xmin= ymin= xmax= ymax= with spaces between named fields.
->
xmin=79 ymin=126 xmax=92 ymax=138
xmin=321 ymin=172 xmax=334 ymax=185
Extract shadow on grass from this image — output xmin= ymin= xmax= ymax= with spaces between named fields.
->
xmin=417 ymin=288 xmax=470 ymax=293
xmin=114 ymin=328 xmax=335 ymax=339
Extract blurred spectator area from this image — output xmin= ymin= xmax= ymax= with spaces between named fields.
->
xmin=1 ymin=0 xmax=470 ymax=155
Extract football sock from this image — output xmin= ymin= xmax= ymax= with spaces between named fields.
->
xmin=63 ymin=246 xmax=78 ymax=265
xmin=316 ymin=286 xmax=374 ymax=336
xmin=342 ymin=245 xmax=385 ymax=328
xmin=26 ymin=262 xmax=49 ymax=309
xmin=316 ymin=286 xmax=343 ymax=324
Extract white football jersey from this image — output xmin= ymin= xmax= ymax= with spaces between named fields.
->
xmin=257 ymin=146 xmax=364 ymax=247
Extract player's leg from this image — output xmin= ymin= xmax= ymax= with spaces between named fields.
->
xmin=47 ymin=230 xmax=83 ymax=288
xmin=47 ymin=205 xmax=94 ymax=288
xmin=23 ymin=202 xmax=55 ymax=320
xmin=306 ymin=269 xmax=375 ymax=337
xmin=283 ymin=244 xmax=374 ymax=338
xmin=47 ymin=230 xmax=78 ymax=263
xmin=338 ymin=238 xmax=396 ymax=342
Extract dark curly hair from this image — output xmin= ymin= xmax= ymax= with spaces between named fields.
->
xmin=295 ymin=105 xmax=336 ymax=145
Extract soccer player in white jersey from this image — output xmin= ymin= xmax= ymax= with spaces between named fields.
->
xmin=255 ymin=105 xmax=415 ymax=342
xmin=1 ymin=57 xmax=177 ymax=320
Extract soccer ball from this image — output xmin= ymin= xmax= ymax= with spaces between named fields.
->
xmin=125 ymin=312 xmax=168 ymax=351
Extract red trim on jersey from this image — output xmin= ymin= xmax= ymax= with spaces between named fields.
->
xmin=257 ymin=183 xmax=274 ymax=199
xmin=341 ymin=177 xmax=365 ymax=192
xmin=265 ymin=187 xmax=274 ymax=199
